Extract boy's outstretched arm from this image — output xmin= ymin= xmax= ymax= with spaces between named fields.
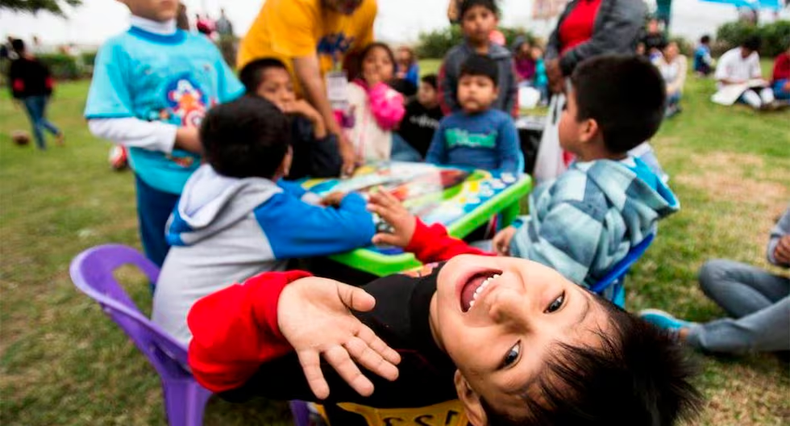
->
xmin=188 ymin=271 xmax=400 ymax=399
xmin=368 ymin=191 xmax=490 ymax=264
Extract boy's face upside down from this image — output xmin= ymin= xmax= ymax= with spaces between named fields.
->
xmin=431 ymin=255 xmax=611 ymax=422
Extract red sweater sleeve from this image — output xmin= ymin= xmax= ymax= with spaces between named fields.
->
xmin=187 ymin=270 xmax=312 ymax=393
xmin=405 ymin=218 xmax=493 ymax=264
xmin=773 ymin=53 xmax=790 ymax=82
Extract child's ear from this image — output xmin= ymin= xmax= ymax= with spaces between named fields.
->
xmin=454 ymin=370 xmax=487 ymax=426
xmin=579 ymin=117 xmax=599 ymax=144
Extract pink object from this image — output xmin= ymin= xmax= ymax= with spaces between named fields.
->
xmin=365 ymin=81 xmax=405 ymax=131
xmin=489 ymin=30 xmax=506 ymax=46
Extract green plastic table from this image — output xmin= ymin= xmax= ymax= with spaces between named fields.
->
xmin=305 ymin=164 xmax=533 ymax=277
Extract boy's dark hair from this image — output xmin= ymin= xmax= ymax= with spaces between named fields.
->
xmin=742 ymin=35 xmax=762 ymax=51
xmin=11 ymin=39 xmax=25 ymax=54
xmin=238 ymin=58 xmax=288 ymax=94
xmin=357 ymin=42 xmax=397 ymax=81
xmin=571 ymin=55 xmax=666 ymax=154
xmin=459 ymin=0 xmax=499 ymax=19
xmin=482 ymin=296 xmax=703 ymax=426
xmin=459 ymin=55 xmax=499 ymax=87
xmin=700 ymin=35 xmax=711 ymax=44
xmin=200 ymin=96 xmax=291 ymax=180
xmin=421 ymin=74 xmax=438 ymax=90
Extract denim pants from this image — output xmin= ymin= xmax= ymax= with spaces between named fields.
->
xmin=22 ymin=95 xmax=60 ymax=150
xmin=687 ymin=259 xmax=790 ymax=354
xmin=135 ymin=175 xmax=180 ymax=268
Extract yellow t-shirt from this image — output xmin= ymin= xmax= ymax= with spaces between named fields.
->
xmin=238 ymin=0 xmax=377 ymax=93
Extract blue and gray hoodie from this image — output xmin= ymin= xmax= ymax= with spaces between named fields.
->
xmin=510 ymin=157 xmax=679 ymax=289
xmin=152 ymin=165 xmax=375 ymax=344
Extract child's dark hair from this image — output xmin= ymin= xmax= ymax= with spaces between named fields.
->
xmin=459 ymin=0 xmax=499 ymax=19
xmin=421 ymin=74 xmax=438 ymax=90
xmin=482 ymin=296 xmax=703 ymax=425
xmin=11 ymin=38 xmax=25 ymax=54
xmin=700 ymin=35 xmax=711 ymax=44
xmin=571 ymin=55 xmax=666 ymax=154
xmin=239 ymin=58 xmax=288 ymax=94
xmin=742 ymin=35 xmax=762 ymax=51
xmin=200 ymin=96 xmax=291 ymax=180
xmin=459 ymin=55 xmax=499 ymax=87
xmin=358 ymin=42 xmax=396 ymax=80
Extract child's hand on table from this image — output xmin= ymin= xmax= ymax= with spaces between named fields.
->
xmin=321 ymin=192 xmax=347 ymax=208
xmin=367 ymin=190 xmax=415 ymax=248
xmin=493 ymin=226 xmax=517 ymax=256
xmin=278 ymin=276 xmax=401 ymax=399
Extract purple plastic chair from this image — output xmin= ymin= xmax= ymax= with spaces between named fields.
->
xmin=70 ymin=244 xmax=309 ymax=425
xmin=70 ymin=244 xmax=212 ymax=426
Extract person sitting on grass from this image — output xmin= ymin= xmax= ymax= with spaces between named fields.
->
xmin=426 ymin=55 xmax=521 ymax=174
xmin=432 ymin=55 xmax=673 ymax=291
xmin=655 ymin=41 xmax=688 ymax=118
xmin=152 ymin=96 xmax=375 ymax=345
xmin=714 ymin=36 xmax=776 ymax=110
xmin=693 ymin=35 xmax=714 ymax=76
xmin=640 ymin=207 xmax=789 ymax=355
xmin=439 ymin=0 xmax=518 ymax=117
xmin=395 ymin=74 xmax=444 ymax=160
xmin=186 ymin=227 xmax=703 ymax=425
xmin=239 ymin=58 xmax=342 ymax=180
xmin=771 ymin=42 xmax=790 ymax=102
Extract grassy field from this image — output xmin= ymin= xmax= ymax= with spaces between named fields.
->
xmin=1 ymin=61 xmax=789 ymax=426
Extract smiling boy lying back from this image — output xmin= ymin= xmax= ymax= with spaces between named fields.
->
xmin=188 ymin=219 xmax=702 ymax=425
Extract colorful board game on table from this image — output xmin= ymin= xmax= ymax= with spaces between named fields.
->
xmin=301 ymin=162 xmax=532 ymax=276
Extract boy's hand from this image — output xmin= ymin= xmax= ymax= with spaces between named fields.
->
xmin=278 ymin=277 xmax=401 ymax=400
xmin=321 ymin=192 xmax=347 ymax=208
xmin=493 ymin=226 xmax=517 ymax=256
xmin=284 ymin=100 xmax=327 ymax=138
xmin=775 ymin=235 xmax=790 ymax=265
xmin=174 ymin=127 xmax=203 ymax=155
xmin=367 ymin=190 xmax=416 ymax=248
xmin=545 ymin=59 xmax=565 ymax=94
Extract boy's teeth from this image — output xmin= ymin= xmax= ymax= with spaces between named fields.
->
xmin=470 ymin=274 xmax=501 ymax=305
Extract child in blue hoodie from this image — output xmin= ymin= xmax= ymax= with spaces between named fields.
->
xmin=153 ymin=96 xmax=375 ymax=344
xmin=370 ymin=55 xmax=679 ymax=294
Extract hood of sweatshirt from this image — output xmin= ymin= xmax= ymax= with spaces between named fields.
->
xmin=166 ymin=165 xmax=281 ymax=247
xmin=573 ymin=157 xmax=680 ymax=241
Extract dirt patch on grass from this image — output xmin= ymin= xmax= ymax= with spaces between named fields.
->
xmin=674 ymin=152 xmax=788 ymax=208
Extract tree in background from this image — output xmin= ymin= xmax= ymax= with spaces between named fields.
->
xmin=0 ymin=0 xmax=82 ymax=16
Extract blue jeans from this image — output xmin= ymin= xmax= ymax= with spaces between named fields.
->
xmin=773 ymin=79 xmax=790 ymax=101
xmin=22 ymin=96 xmax=61 ymax=150
xmin=687 ymin=259 xmax=790 ymax=354
xmin=135 ymin=175 xmax=180 ymax=268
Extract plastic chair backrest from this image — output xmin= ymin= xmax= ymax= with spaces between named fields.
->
xmin=589 ymin=234 xmax=655 ymax=306
xmin=69 ymin=244 xmax=193 ymax=382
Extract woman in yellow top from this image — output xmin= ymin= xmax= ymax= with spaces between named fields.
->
xmin=239 ymin=0 xmax=378 ymax=176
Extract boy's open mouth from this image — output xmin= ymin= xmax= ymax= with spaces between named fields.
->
xmin=461 ymin=270 xmax=502 ymax=312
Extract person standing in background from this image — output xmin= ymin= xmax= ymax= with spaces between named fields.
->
xmin=534 ymin=0 xmax=645 ymax=182
xmin=238 ymin=0 xmax=378 ymax=176
xmin=8 ymin=39 xmax=64 ymax=150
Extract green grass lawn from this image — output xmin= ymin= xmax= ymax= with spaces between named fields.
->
xmin=1 ymin=62 xmax=789 ymax=426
